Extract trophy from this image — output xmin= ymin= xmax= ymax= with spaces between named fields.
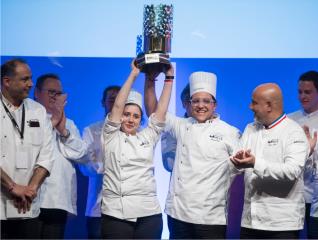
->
xmin=136 ymin=4 xmax=173 ymax=74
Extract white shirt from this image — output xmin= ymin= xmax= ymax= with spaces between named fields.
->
xmin=0 ymin=96 xmax=54 ymax=220
xmin=78 ymin=120 xmax=104 ymax=217
xmin=101 ymin=114 xmax=164 ymax=221
xmin=288 ymin=109 xmax=318 ymax=218
xmin=40 ymin=118 xmax=87 ymax=215
xmin=164 ymin=113 xmax=240 ymax=225
xmin=239 ymin=115 xmax=309 ymax=231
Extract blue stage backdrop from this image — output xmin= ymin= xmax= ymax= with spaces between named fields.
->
xmin=1 ymin=56 xmax=317 ymax=238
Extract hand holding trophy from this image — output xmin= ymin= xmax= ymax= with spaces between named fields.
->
xmin=136 ymin=4 xmax=173 ymax=75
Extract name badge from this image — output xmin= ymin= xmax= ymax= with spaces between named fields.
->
xmin=28 ymin=119 xmax=40 ymax=127
xmin=16 ymin=144 xmax=29 ymax=169
xmin=6 ymin=200 xmax=32 ymax=218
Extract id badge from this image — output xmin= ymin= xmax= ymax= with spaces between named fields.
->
xmin=6 ymin=199 xmax=32 ymax=218
xmin=16 ymin=144 xmax=29 ymax=169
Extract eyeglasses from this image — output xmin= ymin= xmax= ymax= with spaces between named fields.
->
xmin=41 ymin=89 xmax=64 ymax=97
xmin=190 ymin=98 xmax=215 ymax=106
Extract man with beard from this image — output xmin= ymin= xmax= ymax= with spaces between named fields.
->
xmin=231 ymin=83 xmax=310 ymax=239
xmin=1 ymin=59 xmax=55 ymax=239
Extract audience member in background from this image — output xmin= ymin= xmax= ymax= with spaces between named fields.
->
xmin=288 ymin=71 xmax=318 ymax=239
xmin=231 ymin=83 xmax=310 ymax=239
xmin=100 ymin=60 xmax=172 ymax=239
xmin=1 ymin=59 xmax=55 ymax=239
xmin=79 ymin=85 xmax=120 ymax=239
xmin=145 ymin=71 xmax=240 ymax=239
xmin=34 ymin=73 xmax=88 ymax=239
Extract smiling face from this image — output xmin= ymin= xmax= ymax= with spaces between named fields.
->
xmin=298 ymin=80 xmax=318 ymax=114
xmin=190 ymin=92 xmax=216 ymax=123
xmin=120 ymin=104 xmax=142 ymax=135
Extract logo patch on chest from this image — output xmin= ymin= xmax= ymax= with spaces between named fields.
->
xmin=209 ymin=134 xmax=223 ymax=142
xmin=267 ymin=139 xmax=279 ymax=146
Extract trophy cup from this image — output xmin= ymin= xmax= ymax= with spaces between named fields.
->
xmin=136 ymin=4 xmax=173 ymax=74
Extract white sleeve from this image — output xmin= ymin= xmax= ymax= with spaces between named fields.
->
xmin=57 ymin=119 xmax=88 ymax=162
xmin=35 ymin=112 xmax=55 ymax=173
xmin=101 ymin=113 xmax=121 ymax=147
xmin=140 ymin=113 xmax=165 ymax=145
xmin=78 ymin=126 xmax=104 ymax=176
xmin=164 ymin=112 xmax=184 ymax=139
xmin=253 ymin=130 xmax=309 ymax=180
xmin=228 ymin=127 xmax=244 ymax=177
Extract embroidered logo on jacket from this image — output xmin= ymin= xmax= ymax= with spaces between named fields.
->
xmin=267 ymin=139 xmax=279 ymax=146
xmin=209 ymin=134 xmax=223 ymax=142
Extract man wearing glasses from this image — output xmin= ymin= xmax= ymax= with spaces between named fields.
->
xmin=34 ymin=73 xmax=88 ymax=239
xmin=145 ymin=71 xmax=240 ymax=239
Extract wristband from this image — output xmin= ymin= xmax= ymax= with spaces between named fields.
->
xmin=165 ymin=76 xmax=174 ymax=80
xmin=164 ymin=79 xmax=174 ymax=83
xmin=60 ymin=129 xmax=71 ymax=142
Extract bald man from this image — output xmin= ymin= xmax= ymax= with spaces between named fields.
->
xmin=231 ymin=83 xmax=309 ymax=239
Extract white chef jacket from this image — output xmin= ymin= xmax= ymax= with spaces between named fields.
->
xmin=164 ymin=113 xmax=241 ymax=225
xmin=101 ymin=114 xmax=164 ymax=221
xmin=239 ymin=115 xmax=309 ymax=231
xmin=288 ymin=109 xmax=318 ymax=218
xmin=78 ymin=120 xmax=104 ymax=217
xmin=161 ymin=113 xmax=188 ymax=173
xmin=40 ymin=118 xmax=87 ymax=215
xmin=0 ymin=96 xmax=54 ymax=220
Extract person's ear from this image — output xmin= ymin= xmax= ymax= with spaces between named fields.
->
xmin=2 ymin=76 xmax=10 ymax=88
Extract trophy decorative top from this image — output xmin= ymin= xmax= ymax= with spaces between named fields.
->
xmin=143 ymin=4 xmax=173 ymax=53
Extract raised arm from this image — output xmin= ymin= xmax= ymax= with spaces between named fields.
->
xmin=154 ymin=65 xmax=174 ymax=122
xmin=110 ymin=60 xmax=140 ymax=122
xmin=144 ymin=71 xmax=159 ymax=117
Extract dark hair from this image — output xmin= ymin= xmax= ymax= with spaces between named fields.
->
xmin=299 ymin=70 xmax=318 ymax=91
xmin=180 ymin=83 xmax=190 ymax=103
xmin=35 ymin=73 xmax=60 ymax=90
xmin=1 ymin=58 xmax=28 ymax=84
xmin=102 ymin=85 xmax=121 ymax=103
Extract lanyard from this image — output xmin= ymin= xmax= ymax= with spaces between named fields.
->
xmin=1 ymin=99 xmax=25 ymax=140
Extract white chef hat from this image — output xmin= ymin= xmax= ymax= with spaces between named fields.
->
xmin=126 ymin=89 xmax=142 ymax=109
xmin=189 ymin=71 xmax=217 ymax=98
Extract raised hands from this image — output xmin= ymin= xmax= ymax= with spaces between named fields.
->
xmin=50 ymin=93 xmax=68 ymax=134
xmin=303 ymin=125 xmax=317 ymax=157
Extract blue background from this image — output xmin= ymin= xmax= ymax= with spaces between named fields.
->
xmin=2 ymin=55 xmax=318 ymax=238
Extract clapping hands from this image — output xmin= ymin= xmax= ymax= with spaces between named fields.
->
xmin=230 ymin=149 xmax=255 ymax=169
xmin=50 ymin=94 xmax=67 ymax=134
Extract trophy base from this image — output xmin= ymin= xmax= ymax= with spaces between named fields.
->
xmin=136 ymin=53 xmax=170 ymax=73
